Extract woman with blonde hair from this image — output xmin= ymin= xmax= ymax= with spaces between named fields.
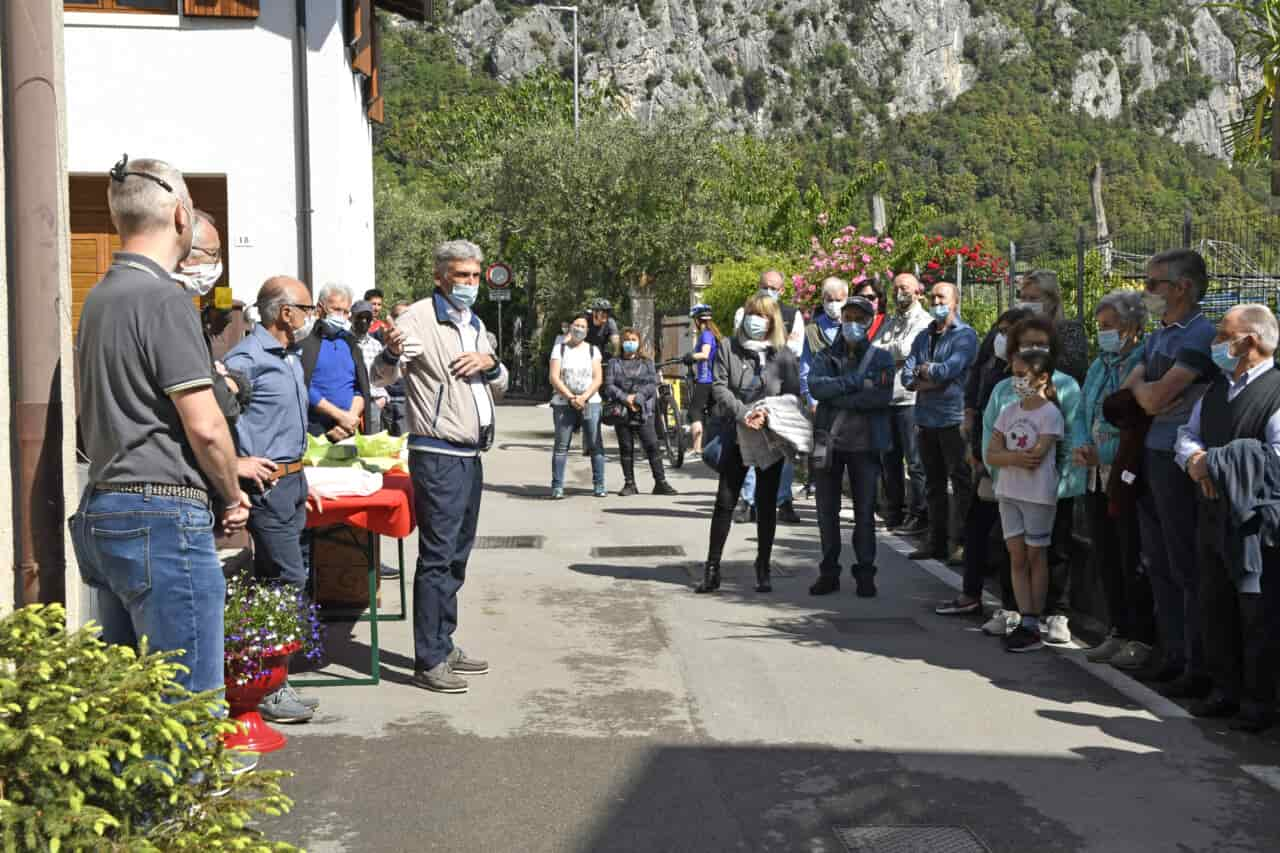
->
xmin=604 ymin=328 xmax=678 ymax=496
xmin=696 ymin=293 xmax=802 ymax=594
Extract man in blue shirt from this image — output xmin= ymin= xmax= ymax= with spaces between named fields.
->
xmin=301 ymin=283 xmax=369 ymax=439
xmin=1122 ymin=248 xmax=1218 ymax=694
xmin=224 ymin=275 xmax=326 ymax=724
xmin=901 ymin=281 xmax=978 ymax=563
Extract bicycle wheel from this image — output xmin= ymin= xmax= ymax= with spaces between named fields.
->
xmin=661 ymin=392 xmax=686 ymax=469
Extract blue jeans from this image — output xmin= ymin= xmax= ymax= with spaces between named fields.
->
xmin=816 ymin=451 xmax=881 ymax=576
xmin=551 ymin=402 xmax=605 ymax=489
xmin=1138 ymin=449 xmax=1204 ymax=676
xmin=882 ymin=405 xmax=926 ymax=519
xmin=743 ymin=460 xmax=794 ymax=507
xmin=69 ymin=489 xmax=225 ymax=696
xmin=410 ymin=452 xmax=484 ymax=671
xmin=248 ymin=470 xmax=308 ymax=589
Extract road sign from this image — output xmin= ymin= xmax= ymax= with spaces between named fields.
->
xmin=486 ymin=262 xmax=513 ymax=289
xmin=489 ymin=287 xmax=512 ymax=302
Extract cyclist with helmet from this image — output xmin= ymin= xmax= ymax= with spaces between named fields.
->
xmin=684 ymin=304 xmax=722 ymax=456
xmin=585 ymin=298 xmax=621 ymax=357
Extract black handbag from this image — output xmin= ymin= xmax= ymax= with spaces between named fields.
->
xmin=601 ymin=400 xmax=629 ymax=427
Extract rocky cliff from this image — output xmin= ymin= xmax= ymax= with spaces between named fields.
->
xmin=438 ymin=0 xmax=1259 ymax=158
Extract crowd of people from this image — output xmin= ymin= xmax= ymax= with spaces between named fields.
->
xmin=69 ymin=155 xmax=1280 ymax=741
xmin=668 ymin=259 xmax=1280 ymax=733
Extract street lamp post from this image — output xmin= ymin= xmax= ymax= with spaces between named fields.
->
xmin=547 ymin=5 xmax=579 ymax=136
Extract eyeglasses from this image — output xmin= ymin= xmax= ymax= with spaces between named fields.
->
xmin=1144 ymin=278 xmax=1176 ymax=289
xmin=110 ymin=153 xmax=175 ymax=193
xmin=286 ymin=302 xmax=315 ymax=312
xmin=190 ymin=245 xmax=221 ymax=262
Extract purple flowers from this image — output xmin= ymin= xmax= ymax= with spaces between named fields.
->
xmin=224 ymin=575 xmax=324 ymax=686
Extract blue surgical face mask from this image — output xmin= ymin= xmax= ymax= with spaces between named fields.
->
xmin=758 ymin=288 xmax=780 ymax=302
xmin=450 ymin=284 xmax=479 ymax=309
xmin=743 ymin=315 xmax=769 ymax=340
xmin=1097 ymin=329 xmax=1123 ymax=353
xmin=325 ymin=316 xmax=351 ymax=333
xmin=623 ymin=340 xmax=639 ymax=354
xmin=931 ymin=304 xmax=951 ymax=322
xmin=1212 ymin=339 xmax=1242 ymax=374
xmin=841 ymin=321 xmax=867 ymax=344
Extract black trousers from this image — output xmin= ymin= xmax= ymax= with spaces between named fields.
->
xmin=614 ymin=418 xmax=665 ymax=486
xmin=1088 ymin=491 xmax=1154 ymax=642
xmin=706 ymin=438 xmax=782 ymax=568
xmin=962 ymin=488 xmax=999 ymax=599
xmin=1200 ymin=532 xmax=1276 ymax=710
xmin=917 ymin=425 xmax=971 ymax=554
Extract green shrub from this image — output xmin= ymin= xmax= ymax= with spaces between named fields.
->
xmin=0 ymin=604 xmax=296 ymax=852
xmin=711 ymin=56 xmax=735 ymax=77
xmin=742 ymin=69 xmax=769 ymax=112
xmin=704 ymin=251 xmax=807 ymax=333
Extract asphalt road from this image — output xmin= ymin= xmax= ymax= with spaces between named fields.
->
xmin=262 ymin=404 xmax=1280 ymax=853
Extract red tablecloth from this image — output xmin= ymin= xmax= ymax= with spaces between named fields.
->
xmin=305 ymin=469 xmax=415 ymax=538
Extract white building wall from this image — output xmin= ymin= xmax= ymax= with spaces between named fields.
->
xmin=63 ymin=0 xmax=375 ymax=303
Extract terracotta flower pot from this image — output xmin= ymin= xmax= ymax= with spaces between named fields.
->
xmin=223 ymin=640 xmax=302 ymax=754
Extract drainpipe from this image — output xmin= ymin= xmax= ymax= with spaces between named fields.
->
xmin=2 ymin=0 xmax=68 ymax=604
xmin=293 ymin=0 xmax=314 ymax=288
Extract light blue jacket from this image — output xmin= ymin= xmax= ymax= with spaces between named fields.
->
xmin=901 ymin=317 xmax=979 ymax=429
xmin=1079 ymin=346 xmax=1145 ymax=467
xmin=982 ymin=370 xmax=1088 ymax=499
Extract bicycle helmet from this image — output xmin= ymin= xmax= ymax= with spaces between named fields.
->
xmin=590 ymin=298 xmax=612 ymax=313
xmin=690 ymin=303 xmax=713 ymax=319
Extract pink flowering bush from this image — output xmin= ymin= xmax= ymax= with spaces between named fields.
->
xmin=792 ymin=220 xmax=897 ymax=311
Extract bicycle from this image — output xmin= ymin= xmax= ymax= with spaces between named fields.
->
xmin=654 ymin=359 xmax=688 ymax=470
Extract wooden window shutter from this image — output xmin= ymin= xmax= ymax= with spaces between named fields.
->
xmin=183 ymin=0 xmax=259 ymax=18
xmin=365 ymin=15 xmax=384 ymax=123
xmin=351 ymin=0 xmax=374 ymax=77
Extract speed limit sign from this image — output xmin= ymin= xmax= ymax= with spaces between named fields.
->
xmin=486 ymin=263 xmax=513 ymax=289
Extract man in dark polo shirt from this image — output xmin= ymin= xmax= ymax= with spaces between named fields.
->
xmin=70 ymin=156 xmax=249 ymax=698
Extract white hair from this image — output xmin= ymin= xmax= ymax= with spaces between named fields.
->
xmin=317 ymin=282 xmax=354 ymax=306
xmin=107 ymin=157 xmax=190 ymax=237
xmin=434 ymin=239 xmax=484 ymax=278
xmin=821 ymin=277 xmax=849 ymax=300
xmin=1233 ymin=304 xmax=1280 ymax=355
xmin=1095 ymin=291 xmax=1147 ymax=332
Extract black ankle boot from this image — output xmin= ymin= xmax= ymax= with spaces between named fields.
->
xmin=695 ymin=561 xmax=721 ymax=594
xmin=754 ymin=562 xmax=772 ymax=593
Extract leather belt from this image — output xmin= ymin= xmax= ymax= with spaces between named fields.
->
xmin=94 ymin=482 xmax=210 ymax=507
xmin=266 ymin=460 xmax=306 ymax=482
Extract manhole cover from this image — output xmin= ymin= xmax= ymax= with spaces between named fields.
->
xmin=591 ymin=545 xmax=686 ymax=558
xmin=835 ymin=826 xmax=990 ymax=853
xmin=826 ymin=617 xmax=926 ymax=635
xmin=473 ymin=535 xmax=545 ymax=549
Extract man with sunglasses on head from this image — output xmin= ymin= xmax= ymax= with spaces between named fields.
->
xmin=72 ymin=156 xmax=250 ymax=705
xmin=1122 ymin=249 xmax=1217 ymax=696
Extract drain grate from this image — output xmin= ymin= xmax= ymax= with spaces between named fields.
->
xmin=835 ymin=826 xmax=990 ymax=853
xmin=826 ymin=617 xmax=926 ymax=635
xmin=591 ymin=545 xmax=686 ymax=558
xmin=473 ymin=535 xmax=545 ymax=550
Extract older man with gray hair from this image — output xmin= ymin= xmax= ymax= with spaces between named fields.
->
xmin=1174 ymin=303 xmax=1280 ymax=732
xmin=369 ymin=239 xmax=508 ymax=695
xmin=300 ymin=281 xmax=370 ymax=439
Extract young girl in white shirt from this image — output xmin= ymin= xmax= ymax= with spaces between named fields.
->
xmin=986 ymin=347 xmax=1063 ymax=653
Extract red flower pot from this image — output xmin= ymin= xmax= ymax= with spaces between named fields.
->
xmin=223 ymin=641 xmax=302 ymax=754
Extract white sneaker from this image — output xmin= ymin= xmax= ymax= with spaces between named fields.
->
xmin=982 ymin=609 xmax=1019 ymax=636
xmin=1044 ymin=614 xmax=1071 ymax=645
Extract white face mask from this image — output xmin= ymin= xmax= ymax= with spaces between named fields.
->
xmin=173 ymin=260 xmax=223 ymax=296
xmin=1015 ymin=300 xmax=1044 ymax=315
xmin=993 ymin=333 xmax=1008 ymax=361
xmin=743 ymin=315 xmax=770 ymax=340
xmin=1012 ymin=375 xmax=1038 ymax=399
xmin=823 ymin=300 xmax=843 ymax=321
xmin=1143 ymin=292 xmax=1168 ymax=318
xmin=325 ymin=315 xmax=352 ymax=333
xmin=292 ymin=313 xmax=316 ymax=345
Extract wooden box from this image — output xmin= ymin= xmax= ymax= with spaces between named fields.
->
xmin=311 ymin=524 xmax=382 ymax=608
